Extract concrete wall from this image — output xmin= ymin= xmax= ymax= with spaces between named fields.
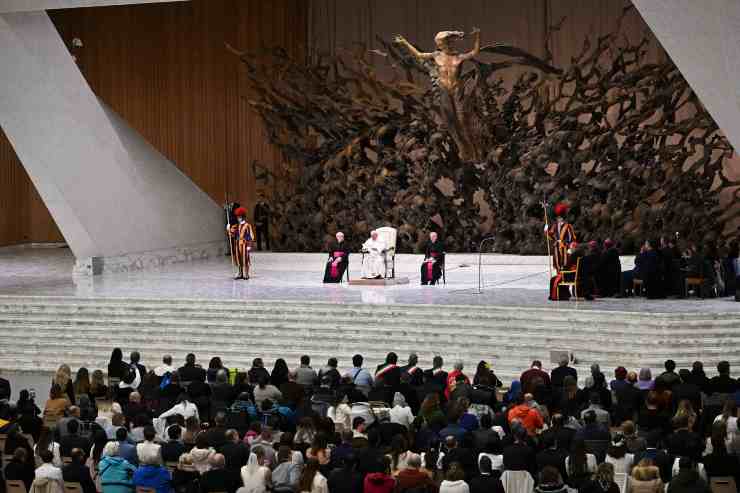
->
xmin=633 ymin=0 xmax=740 ymax=154
xmin=0 ymin=10 xmax=223 ymax=272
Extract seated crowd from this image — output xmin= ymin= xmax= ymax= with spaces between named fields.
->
xmin=552 ymin=237 xmax=740 ymax=301
xmin=2 ymin=350 xmax=740 ymax=493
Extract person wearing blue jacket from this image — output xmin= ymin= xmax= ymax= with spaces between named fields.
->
xmin=133 ymin=463 xmax=172 ymax=493
xmin=99 ymin=442 xmax=136 ymax=493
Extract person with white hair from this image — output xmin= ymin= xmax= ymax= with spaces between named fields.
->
xmin=390 ymin=392 xmax=415 ymax=429
xmin=361 ymin=230 xmax=387 ymax=279
xmin=323 ymin=231 xmax=350 ymax=283
xmin=395 ymin=452 xmax=436 ymax=491
xmin=98 ymin=441 xmax=137 ymax=493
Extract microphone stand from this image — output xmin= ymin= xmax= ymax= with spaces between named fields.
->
xmin=476 ymin=236 xmax=496 ymax=294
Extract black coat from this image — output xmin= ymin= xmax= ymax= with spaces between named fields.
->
xmin=178 ymin=364 xmax=206 ymax=383
xmin=200 ymin=468 xmax=240 ymax=493
xmin=469 ymin=474 xmax=505 ymax=493
xmin=4 ymin=459 xmax=35 ymax=492
xmin=63 ymin=462 xmax=97 ymax=493
xmin=667 ymin=470 xmax=711 ymax=493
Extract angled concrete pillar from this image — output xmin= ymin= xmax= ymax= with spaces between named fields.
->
xmin=0 ymin=6 xmax=225 ymax=275
xmin=633 ymin=0 xmax=740 ymax=153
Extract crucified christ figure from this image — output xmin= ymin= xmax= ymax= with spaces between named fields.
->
xmin=394 ymin=29 xmax=481 ymax=161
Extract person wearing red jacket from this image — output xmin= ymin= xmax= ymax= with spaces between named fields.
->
xmin=507 ymin=394 xmax=544 ymax=436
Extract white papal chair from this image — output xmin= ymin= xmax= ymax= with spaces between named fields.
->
xmin=374 ymin=226 xmax=397 ymax=278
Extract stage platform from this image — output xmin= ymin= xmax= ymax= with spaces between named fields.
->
xmin=1 ymin=246 xmax=739 ymax=386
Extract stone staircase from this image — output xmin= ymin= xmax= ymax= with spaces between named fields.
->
xmin=1 ymin=295 xmax=739 ymax=384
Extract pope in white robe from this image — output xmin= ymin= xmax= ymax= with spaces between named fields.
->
xmin=361 ymin=230 xmax=387 ymax=279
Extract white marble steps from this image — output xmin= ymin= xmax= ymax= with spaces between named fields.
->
xmin=1 ymin=296 xmax=739 ymax=384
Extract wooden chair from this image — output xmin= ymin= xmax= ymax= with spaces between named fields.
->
xmin=710 ymin=477 xmax=737 ymax=493
xmin=632 ymin=278 xmax=643 ymax=296
xmin=63 ymin=482 xmax=83 ymax=493
xmin=62 ymin=456 xmax=73 ymax=466
xmin=558 ymin=258 xmax=581 ymax=299
xmin=0 ymin=433 xmax=7 ymax=454
xmin=685 ymin=276 xmax=712 ymax=298
xmin=165 ymin=461 xmax=179 ymax=474
xmin=5 ymin=480 xmax=27 ymax=493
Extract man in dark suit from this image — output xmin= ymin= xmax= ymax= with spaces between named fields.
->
xmin=399 ymin=353 xmax=424 ymax=387
xmin=178 ymin=353 xmax=207 ymax=383
xmin=375 ymin=352 xmax=401 ymax=388
xmin=200 ymin=453 xmax=239 ymax=493
xmin=161 ymin=426 xmax=186 ymax=464
xmin=221 ymin=429 xmax=250 ymax=472
xmin=60 ymin=419 xmax=91 ymax=458
xmin=423 ymin=356 xmax=448 ymax=392
xmin=550 ymin=354 xmax=577 ymax=390
xmin=203 ymin=412 xmax=228 ymax=450
xmin=709 ymin=361 xmax=738 ymax=394
xmin=62 ymin=448 xmax=97 ymax=493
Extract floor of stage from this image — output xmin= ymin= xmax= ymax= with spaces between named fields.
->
xmin=1 ymin=246 xmax=738 ymax=313
xmin=0 ymin=248 xmax=740 ymax=312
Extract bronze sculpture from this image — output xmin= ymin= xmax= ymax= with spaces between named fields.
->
xmin=394 ymin=30 xmax=481 ymax=161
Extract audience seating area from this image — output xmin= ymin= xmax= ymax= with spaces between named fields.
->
xmin=2 ymin=349 xmax=740 ymax=493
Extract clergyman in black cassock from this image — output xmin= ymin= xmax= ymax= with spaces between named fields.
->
xmin=420 ymin=232 xmax=445 ymax=285
xmin=323 ymin=232 xmax=350 ymax=283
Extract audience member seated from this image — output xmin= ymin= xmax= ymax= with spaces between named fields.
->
xmin=33 ymin=449 xmax=64 ymax=493
xmin=115 ymin=427 xmax=139 ymax=466
xmin=12 ymin=349 xmax=740 ymax=493
xmin=604 ymin=434 xmax=633 ymax=475
xmin=701 ymin=421 xmax=740 ymax=484
xmin=535 ymin=433 xmax=567 ymax=484
xmin=533 ymin=466 xmax=569 ymax=493
xmin=62 ymin=448 xmax=97 ymax=493
xmin=271 ymin=446 xmax=301 ymax=493
xmin=502 ymin=425 xmax=536 ymax=478
xmin=59 ymin=419 xmax=90 ymax=458
xmin=565 ymin=439 xmax=597 ymax=490
xmin=136 ymin=425 xmax=162 ymax=465
xmin=4 ymin=447 xmax=36 ymax=492
xmin=575 ymin=410 xmax=610 ymax=442
xmin=628 ymin=460 xmax=664 ymax=493
xmin=664 ymin=414 xmax=704 ymax=462
xmin=580 ymin=462 xmax=620 ymax=493
xmin=34 ymin=426 xmax=62 ymax=467
xmin=240 ymin=448 xmax=272 ymax=492
xmin=667 ymin=457 xmax=711 ymax=493
xmin=185 ymin=433 xmax=217 ymax=474
xmin=507 ymin=394 xmax=544 ymax=436
xmin=133 ymin=457 xmax=172 ymax=493
xmin=438 ymin=462 xmax=468 ymax=493
xmin=178 ymin=353 xmax=207 ymax=383
xmin=43 ymin=384 xmax=70 ymax=419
